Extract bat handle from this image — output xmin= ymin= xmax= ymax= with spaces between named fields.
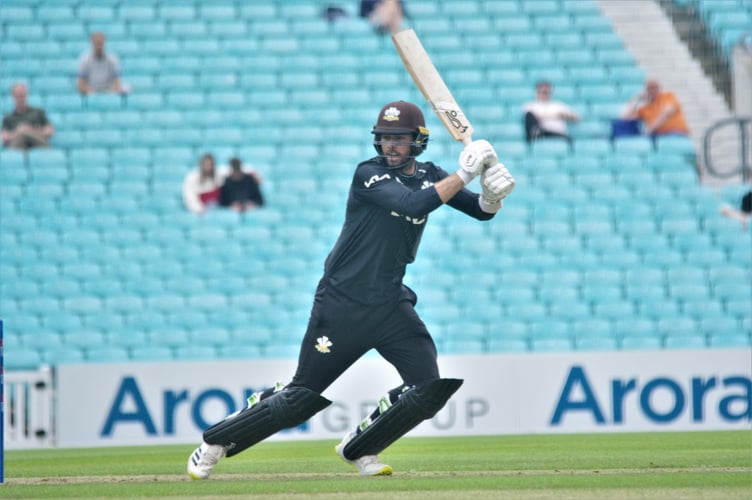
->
xmin=461 ymin=137 xmax=472 ymax=147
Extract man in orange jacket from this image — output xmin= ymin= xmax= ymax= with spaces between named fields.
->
xmin=623 ymin=79 xmax=690 ymax=136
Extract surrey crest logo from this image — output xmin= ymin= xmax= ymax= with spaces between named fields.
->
xmin=382 ymin=106 xmax=400 ymax=122
xmin=315 ymin=336 xmax=333 ymax=353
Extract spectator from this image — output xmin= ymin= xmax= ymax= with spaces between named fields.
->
xmin=522 ymin=80 xmax=579 ymax=146
xmin=219 ymin=157 xmax=265 ymax=212
xmin=323 ymin=5 xmax=349 ymax=23
xmin=720 ymin=188 xmax=751 ymax=230
xmin=1 ymin=82 xmax=54 ymax=150
xmin=622 ymin=78 xmax=689 ymax=137
xmin=77 ymin=32 xmax=126 ymax=95
xmin=360 ymin=0 xmax=405 ymax=35
xmin=182 ymin=153 xmax=224 ymax=215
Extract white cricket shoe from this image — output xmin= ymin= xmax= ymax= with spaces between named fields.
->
xmin=336 ymin=432 xmax=393 ymax=476
xmin=187 ymin=442 xmax=227 ymax=480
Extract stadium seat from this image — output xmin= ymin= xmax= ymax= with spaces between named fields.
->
xmin=621 ymin=335 xmax=663 ymax=350
xmin=147 ymin=327 xmax=191 ymax=349
xmin=531 ymin=337 xmax=574 ymax=352
xmin=175 ymin=344 xmax=218 ymax=361
xmin=25 ymin=148 xmax=67 ymax=170
xmin=84 ymin=93 xmax=124 ymax=111
xmin=5 ymin=347 xmax=42 ymax=370
xmin=131 ymin=346 xmax=173 ymax=361
xmin=87 ymin=346 xmax=131 ymax=362
xmin=664 ymin=333 xmax=707 ymax=349
xmin=4 ymin=0 xmax=741 ymax=364
xmin=708 ymin=331 xmax=751 ymax=348
xmin=575 ymin=333 xmax=620 ymax=351
xmin=216 ymin=344 xmax=262 ymax=360
xmin=44 ymin=346 xmax=86 ymax=365
xmin=63 ymin=330 xmax=106 ymax=350
xmin=487 ymin=338 xmax=529 ymax=353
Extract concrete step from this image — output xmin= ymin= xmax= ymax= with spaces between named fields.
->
xmin=595 ymin=0 xmax=739 ymax=184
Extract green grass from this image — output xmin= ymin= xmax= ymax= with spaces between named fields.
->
xmin=2 ymin=431 xmax=751 ymax=499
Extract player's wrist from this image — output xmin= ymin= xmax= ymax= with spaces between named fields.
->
xmin=479 ymin=196 xmax=501 ymax=213
xmin=456 ymin=169 xmax=473 ymax=185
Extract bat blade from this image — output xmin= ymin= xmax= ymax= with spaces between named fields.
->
xmin=392 ymin=28 xmax=474 ymax=145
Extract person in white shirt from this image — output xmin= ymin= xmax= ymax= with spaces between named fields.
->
xmin=522 ymin=80 xmax=579 ymax=146
xmin=182 ymin=153 xmax=225 ymax=215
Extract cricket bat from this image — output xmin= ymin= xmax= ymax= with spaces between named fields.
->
xmin=392 ymin=28 xmax=474 ymax=146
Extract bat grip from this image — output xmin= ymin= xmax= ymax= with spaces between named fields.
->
xmin=461 ymin=137 xmax=472 ymax=147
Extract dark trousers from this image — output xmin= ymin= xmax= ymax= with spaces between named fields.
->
xmin=290 ymin=279 xmax=439 ymax=394
xmin=524 ymin=112 xmax=572 ymax=146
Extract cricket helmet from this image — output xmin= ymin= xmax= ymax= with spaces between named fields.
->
xmin=372 ymin=101 xmax=430 ymax=161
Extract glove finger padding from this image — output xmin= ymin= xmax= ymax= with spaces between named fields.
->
xmin=458 ymin=139 xmax=498 ymax=179
xmin=481 ymin=163 xmax=515 ymax=203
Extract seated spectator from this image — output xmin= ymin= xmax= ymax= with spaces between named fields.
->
xmin=219 ymin=157 xmax=265 ymax=212
xmin=720 ymin=188 xmax=751 ymax=230
xmin=323 ymin=5 xmax=349 ymax=23
xmin=183 ymin=153 xmax=224 ymax=216
xmin=77 ymin=32 xmax=126 ymax=95
xmin=360 ymin=0 xmax=405 ymax=35
xmin=2 ymin=82 xmax=54 ymax=150
xmin=622 ymin=78 xmax=689 ymax=137
xmin=522 ymin=80 xmax=579 ymax=146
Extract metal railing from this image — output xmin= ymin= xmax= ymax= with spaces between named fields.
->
xmin=703 ymin=117 xmax=752 ymax=182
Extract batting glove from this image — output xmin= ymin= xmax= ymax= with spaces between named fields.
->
xmin=480 ymin=162 xmax=515 ymax=211
xmin=457 ymin=139 xmax=498 ymax=184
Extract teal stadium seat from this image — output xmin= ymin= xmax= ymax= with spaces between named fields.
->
xmin=621 ymin=333 xmax=662 ymax=350
xmin=3 ymin=0 xmax=743 ymax=363
xmin=562 ymin=0 xmax=602 ymax=15
xmin=131 ymin=346 xmax=173 ymax=362
xmin=79 ymin=2 xmax=118 ymax=22
xmin=87 ymin=346 xmax=130 ymax=362
xmin=5 ymin=347 xmax=43 ymax=370
xmin=664 ymin=333 xmax=707 ymax=349
xmin=441 ymin=338 xmax=486 ymax=355
xmin=573 ymin=13 xmax=614 ymax=33
xmin=709 ymin=332 xmax=751 ymax=348
xmin=62 ymin=329 xmax=105 ymax=350
xmin=27 ymin=144 xmax=67 ymax=167
xmin=217 ymin=344 xmax=263 ymax=360
xmin=43 ymin=345 xmax=86 ymax=365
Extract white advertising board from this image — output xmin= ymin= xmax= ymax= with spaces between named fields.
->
xmin=56 ymin=349 xmax=751 ymax=448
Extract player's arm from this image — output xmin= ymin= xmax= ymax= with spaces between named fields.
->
xmin=353 ymin=140 xmax=495 ymax=216
xmin=433 ymin=172 xmax=468 ymax=203
xmin=353 ymin=162 xmax=444 ymax=217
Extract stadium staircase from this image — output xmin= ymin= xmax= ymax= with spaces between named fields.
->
xmin=0 ymin=0 xmax=750 ymax=370
xmin=596 ymin=0 xmax=750 ymax=186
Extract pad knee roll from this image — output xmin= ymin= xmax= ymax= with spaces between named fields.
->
xmin=203 ymin=386 xmax=331 ymax=457
xmin=343 ymin=378 xmax=463 ymax=460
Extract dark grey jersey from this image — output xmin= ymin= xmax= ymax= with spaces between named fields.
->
xmin=323 ymin=157 xmax=495 ymax=305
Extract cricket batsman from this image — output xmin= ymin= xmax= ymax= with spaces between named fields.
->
xmin=188 ymin=100 xmax=514 ymax=479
